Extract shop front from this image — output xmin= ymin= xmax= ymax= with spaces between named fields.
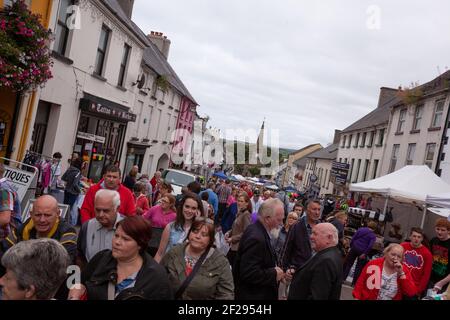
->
xmin=75 ymin=93 xmax=136 ymax=182
xmin=124 ymin=142 xmax=150 ymax=179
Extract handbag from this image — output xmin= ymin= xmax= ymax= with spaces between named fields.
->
xmin=174 ymin=247 xmax=210 ymax=299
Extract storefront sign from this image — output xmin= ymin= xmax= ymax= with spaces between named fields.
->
xmin=77 ymin=132 xmax=106 ymax=144
xmin=2 ymin=164 xmax=37 ymax=201
xmin=85 ymin=101 xmax=136 ymax=122
xmin=331 ymin=161 xmax=350 ymax=185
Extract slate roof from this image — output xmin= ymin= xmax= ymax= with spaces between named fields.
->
xmin=306 ymin=143 xmax=339 ymax=160
xmin=103 ymin=0 xmax=197 ymax=105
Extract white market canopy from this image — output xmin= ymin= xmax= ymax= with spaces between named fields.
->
xmin=428 ymin=207 xmax=450 ymax=218
xmin=426 ymin=192 xmax=450 ymax=209
xmin=349 ymin=165 xmax=450 ymax=204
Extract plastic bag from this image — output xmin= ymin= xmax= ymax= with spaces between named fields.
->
xmin=215 ymin=229 xmax=230 ymax=256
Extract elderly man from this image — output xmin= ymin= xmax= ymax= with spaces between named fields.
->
xmin=282 ymin=199 xmax=322 ymax=273
xmin=4 ymin=195 xmax=77 ymax=263
xmin=0 ymin=238 xmax=70 ymax=300
xmin=77 ymin=189 xmax=124 ymax=265
xmin=233 ymin=198 xmax=285 ymax=300
xmin=80 ymin=165 xmax=136 ymax=224
xmin=288 ymin=223 xmax=343 ymax=300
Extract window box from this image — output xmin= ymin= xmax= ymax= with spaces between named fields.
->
xmin=394 ymin=132 xmax=404 ymax=136
xmin=428 ymin=127 xmax=441 ymax=132
xmin=409 ymin=129 xmax=420 ymax=134
xmin=92 ymin=73 xmax=107 ymax=82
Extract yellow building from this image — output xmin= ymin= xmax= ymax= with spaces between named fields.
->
xmin=0 ymin=0 xmax=53 ymax=160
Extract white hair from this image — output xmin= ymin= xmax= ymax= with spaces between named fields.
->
xmin=258 ymin=198 xmax=284 ymax=218
xmin=317 ymin=222 xmax=339 ymax=246
xmin=95 ymin=189 xmax=121 ymax=209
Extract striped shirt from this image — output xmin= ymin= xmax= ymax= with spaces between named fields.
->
xmin=216 ymin=185 xmax=231 ymax=204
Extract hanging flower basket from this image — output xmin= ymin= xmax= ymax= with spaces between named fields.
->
xmin=0 ymin=0 xmax=53 ymax=92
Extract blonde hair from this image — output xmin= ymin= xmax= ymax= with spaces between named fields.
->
xmin=285 ymin=211 xmax=299 ymax=229
xmin=383 ymin=243 xmax=404 ymax=257
xmin=334 ymin=211 xmax=347 ymax=220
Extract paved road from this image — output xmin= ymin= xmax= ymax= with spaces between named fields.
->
xmin=340 ymin=284 xmax=354 ymax=300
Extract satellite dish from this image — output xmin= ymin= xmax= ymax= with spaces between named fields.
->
xmin=137 ymin=74 xmax=146 ymax=89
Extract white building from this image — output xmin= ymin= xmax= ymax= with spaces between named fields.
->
xmin=28 ymin=0 xmax=197 ymax=181
xmin=336 ymin=88 xmax=399 ymax=185
xmin=381 ymin=71 xmax=450 ymax=177
xmin=302 ymin=143 xmax=339 ymax=197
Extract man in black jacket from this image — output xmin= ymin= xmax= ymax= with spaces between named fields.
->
xmin=234 ymin=198 xmax=285 ymax=300
xmin=288 ymin=223 xmax=343 ymax=300
xmin=282 ymin=199 xmax=321 ymax=274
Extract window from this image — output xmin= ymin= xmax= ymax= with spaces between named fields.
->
xmin=372 ymin=160 xmax=379 ymax=179
xmin=363 ymin=159 xmax=370 ymax=181
xmin=118 ymin=44 xmax=131 ymax=87
xmin=413 ymin=105 xmax=423 ymax=131
xmin=377 ymin=128 xmax=385 ymax=146
xmin=367 ymin=130 xmax=375 ymax=147
xmin=53 ymin=0 xmax=73 ymax=56
xmin=344 ymin=158 xmax=347 ymax=164
xmin=396 ymin=109 xmax=407 ymax=133
xmin=354 ymin=133 xmax=360 ymax=148
xmin=424 ymin=143 xmax=436 ymax=168
xmin=3 ymin=0 xmax=31 ymax=7
xmin=431 ymin=100 xmax=445 ymax=128
xmin=347 ymin=135 xmax=352 ymax=148
xmin=360 ymin=132 xmax=366 ymax=147
xmin=389 ymin=144 xmax=400 ymax=173
xmin=341 ymin=135 xmax=347 ymax=148
xmin=405 ymin=143 xmax=416 ymax=165
xmin=338 ymin=158 xmax=342 ymax=163
xmin=353 ymin=159 xmax=361 ymax=183
xmin=348 ymin=159 xmax=355 ymax=182
xmin=94 ymin=25 xmax=110 ymax=76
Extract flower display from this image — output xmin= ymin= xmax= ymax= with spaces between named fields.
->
xmin=0 ymin=0 xmax=53 ymax=92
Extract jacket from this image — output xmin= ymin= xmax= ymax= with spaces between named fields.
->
xmin=82 ymin=249 xmax=173 ymax=300
xmin=4 ymin=218 xmax=77 ymax=263
xmin=161 ymin=243 xmax=234 ymax=300
xmin=353 ymin=257 xmax=417 ymax=300
xmin=61 ymin=166 xmax=81 ymax=195
xmin=288 ymin=246 xmax=343 ymax=300
xmin=221 ymin=202 xmax=237 ymax=234
xmin=233 ymin=220 xmax=278 ymax=300
xmin=350 ymin=227 xmax=376 ymax=255
xmin=281 ymin=216 xmax=313 ymax=270
xmin=229 ymin=209 xmax=251 ymax=251
xmin=80 ymin=182 xmax=136 ymax=223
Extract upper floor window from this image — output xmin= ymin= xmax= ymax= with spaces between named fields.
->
xmin=396 ymin=109 xmax=407 ymax=133
xmin=53 ymin=0 xmax=74 ymax=56
xmin=118 ymin=44 xmax=131 ymax=87
xmin=389 ymin=144 xmax=400 ymax=173
xmin=341 ymin=135 xmax=347 ymax=148
xmin=347 ymin=134 xmax=353 ymax=148
xmin=431 ymin=100 xmax=445 ymax=128
xmin=377 ymin=128 xmax=385 ymax=146
xmin=94 ymin=25 xmax=110 ymax=76
xmin=406 ymin=143 xmax=416 ymax=166
xmin=354 ymin=133 xmax=360 ymax=148
xmin=360 ymin=132 xmax=367 ymax=147
xmin=412 ymin=105 xmax=423 ymax=131
xmin=367 ymin=130 xmax=375 ymax=147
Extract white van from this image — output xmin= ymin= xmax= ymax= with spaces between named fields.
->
xmin=161 ymin=169 xmax=196 ymax=196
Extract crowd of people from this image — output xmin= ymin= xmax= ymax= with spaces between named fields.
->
xmin=0 ymin=160 xmax=449 ymax=301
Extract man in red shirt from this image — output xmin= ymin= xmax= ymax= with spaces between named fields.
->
xmin=80 ymin=165 xmax=136 ymax=223
xmin=401 ymin=227 xmax=432 ymax=298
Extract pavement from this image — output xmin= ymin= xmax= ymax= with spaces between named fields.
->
xmin=340 ymin=284 xmax=354 ymax=300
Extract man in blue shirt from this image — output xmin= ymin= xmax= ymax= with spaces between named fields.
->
xmin=200 ymin=182 xmax=218 ymax=217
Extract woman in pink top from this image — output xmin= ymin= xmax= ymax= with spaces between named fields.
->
xmin=144 ymin=194 xmax=176 ymax=257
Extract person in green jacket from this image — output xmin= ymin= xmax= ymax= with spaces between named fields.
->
xmin=161 ymin=217 xmax=234 ymax=300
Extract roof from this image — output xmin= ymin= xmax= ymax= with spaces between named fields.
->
xmin=342 ymin=96 xmax=400 ymax=133
xmin=307 ymin=143 xmax=339 ymax=160
xmin=289 ymin=143 xmax=322 ymax=158
xmin=103 ymin=0 xmax=197 ymax=105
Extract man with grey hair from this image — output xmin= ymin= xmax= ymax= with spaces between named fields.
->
xmin=0 ymin=238 xmax=70 ymax=300
xmin=233 ymin=198 xmax=285 ymax=300
xmin=77 ymin=189 xmax=124 ymax=266
xmin=288 ymin=223 xmax=343 ymax=300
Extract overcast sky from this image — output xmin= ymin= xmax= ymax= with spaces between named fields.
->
xmin=133 ymin=0 xmax=450 ymax=150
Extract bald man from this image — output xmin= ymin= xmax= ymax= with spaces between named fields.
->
xmin=4 ymin=195 xmax=77 ymax=264
xmin=288 ymin=223 xmax=343 ymax=300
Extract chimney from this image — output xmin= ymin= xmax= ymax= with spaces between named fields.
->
xmin=377 ymin=87 xmax=398 ymax=108
xmin=147 ymin=31 xmax=171 ymax=60
xmin=117 ymin=0 xmax=135 ymax=19
xmin=333 ymin=129 xmax=342 ymax=145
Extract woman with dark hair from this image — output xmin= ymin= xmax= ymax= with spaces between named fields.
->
xmin=68 ymin=216 xmax=173 ymax=300
xmin=161 ymin=217 xmax=234 ymax=299
xmin=154 ymin=193 xmax=202 ymax=263
xmin=123 ymin=165 xmax=139 ymax=191
xmin=153 ymin=180 xmax=174 ymax=206
xmin=224 ymin=192 xmax=252 ymax=267
xmin=62 ymin=158 xmax=83 ymax=224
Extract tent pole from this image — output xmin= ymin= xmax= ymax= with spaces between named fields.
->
xmin=383 ymin=196 xmax=388 ymax=215
xmin=420 ymin=204 xmax=427 ymax=229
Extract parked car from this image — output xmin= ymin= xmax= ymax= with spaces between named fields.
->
xmin=162 ymin=169 xmax=196 ymax=196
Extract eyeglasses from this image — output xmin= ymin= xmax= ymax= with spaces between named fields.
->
xmin=195 ymin=216 xmax=214 ymax=225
